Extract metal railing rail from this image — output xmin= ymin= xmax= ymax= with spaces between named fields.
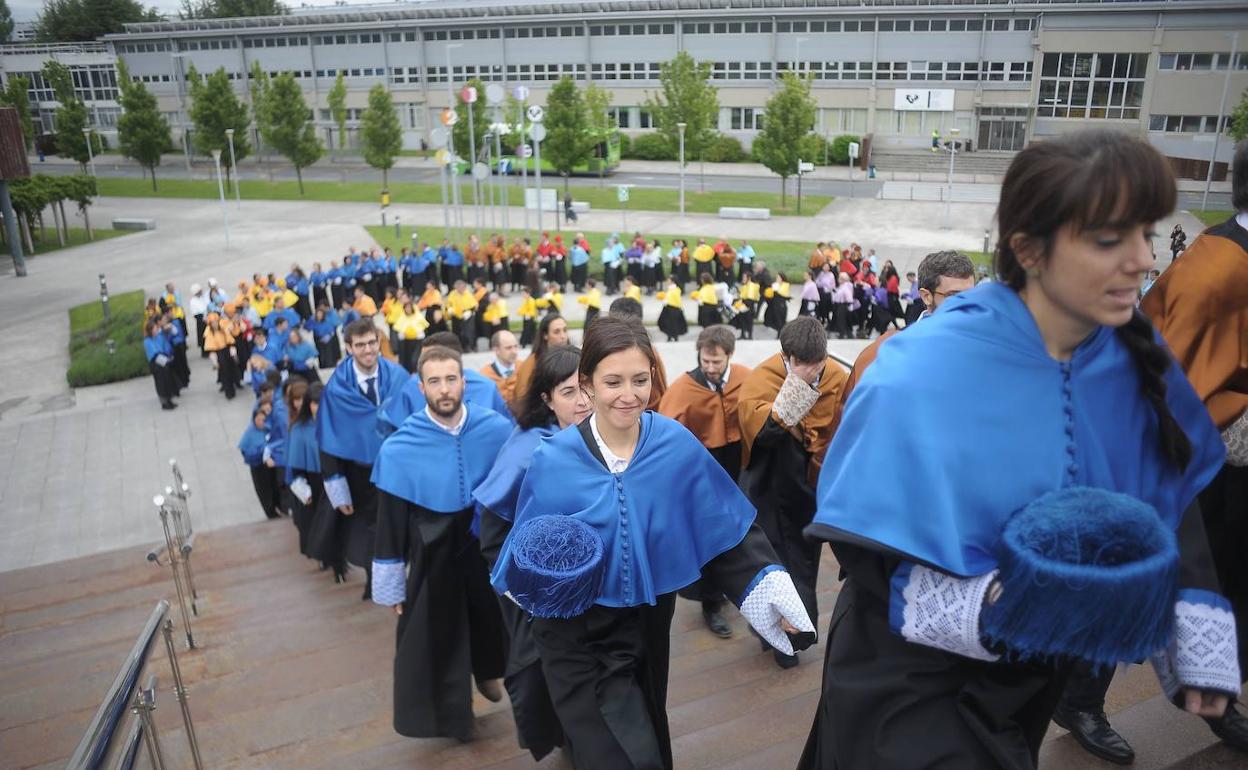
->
xmin=168 ymin=459 xmax=195 ymax=537
xmin=152 ymin=495 xmax=197 ymax=649
xmin=66 ymin=601 xmax=168 ymax=770
xmin=111 ymin=707 xmax=145 ymax=770
xmin=161 ymin=485 xmax=198 ymax=607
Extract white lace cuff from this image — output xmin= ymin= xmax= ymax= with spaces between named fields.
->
xmin=324 ymin=475 xmax=352 ymax=509
xmin=372 ymin=558 xmax=406 ymax=607
xmin=1223 ymin=410 xmax=1248 ymax=467
xmin=1151 ymin=588 xmax=1241 ymax=699
xmin=739 ymin=567 xmax=815 ymax=656
xmin=772 ymin=372 xmax=819 ymax=428
xmin=889 ymin=563 xmax=1000 ymax=662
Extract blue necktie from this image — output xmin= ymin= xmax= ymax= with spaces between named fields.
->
xmin=364 ymin=376 xmax=377 ymax=405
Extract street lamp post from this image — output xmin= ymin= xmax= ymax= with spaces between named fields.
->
xmin=170 ymin=52 xmax=193 ymax=177
xmin=225 ymin=128 xmax=241 ymax=209
xmin=211 ymin=149 xmax=230 ymax=248
xmin=445 ymin=43 xmax=464 ymax=233
xmin=943 ymin=127 xmax=961 ymax=230
xmin=677 ymin=122 xmax=687 ymax=216
xmin=1202 ymin=31 xmax=1239 ymax=212
xmin=82 ymin=127 xmax=95 ymax=176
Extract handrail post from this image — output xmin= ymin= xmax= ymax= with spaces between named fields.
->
xmin=161 ymin=618 xmax=204 ymax=770
xmin=164 ymin=485 xmax=198 ymax=609
xmin=169 ymin=459 xmax=194 ymax=535
xmin=155 ymin=496 xmax=196 ymax=649
xmin=131 ymin=675 xmax=167 ymax=770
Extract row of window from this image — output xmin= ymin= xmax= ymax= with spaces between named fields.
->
xmin=182 ymin=38 xmax=237 ymax=51
xmin=312 ymin=33 xmax=382 ymax=46
xmin=1158 ymin=52 xmax=1248 ymax=72
xmin=1148 ymin=114 xmax=1231 ymax=134
xmin=589 ymin=23 xmax=675 ymax=37
xmin=116 ymin=41 xmax=170 ymax=53
xmin=721 ymin=60 xmax=1032 ymax=82
xmin=1037 ymin=53 xmax=1147 ymax=121
xmin=682 ymin=17 xmax=1031 ymax=35
xmin=1040 ymin=52 xmax=1148 ymax=81
xmin=9 ymin=68 xmax=118 ymax=104
xmin=244 ymin=36 xmax=310 ymax=48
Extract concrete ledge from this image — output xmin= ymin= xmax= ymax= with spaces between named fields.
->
xmin=571 ymin=201 xmax=591 ymax=213
xmin=718 ymin=206 xmax=771 ymax=220
xmin=112 ymin=218 xmax=156 ymax=231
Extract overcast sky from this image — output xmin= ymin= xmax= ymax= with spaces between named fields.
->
xmin=12 ymin=0 xmax=409 ymax=23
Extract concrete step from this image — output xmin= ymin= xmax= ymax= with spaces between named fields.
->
xmin=871 ymin=149 xmax=1016 ymax=176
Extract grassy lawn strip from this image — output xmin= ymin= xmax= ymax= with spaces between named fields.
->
xmin=367 ymin=226 xmax=987 ymax=286
xmin=25 ymin=227 xmax=128 ymax=256
xmin=1189 ymin=209 xmax=1233 ymax=228
xmin=95 ymin=177 xmax=833 ymax=217
xmin=67 ymin=289 xmax=149 ymax=387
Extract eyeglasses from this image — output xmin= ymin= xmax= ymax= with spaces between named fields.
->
xmin=932 ymin=289 xmax=963 ymax=299
xmin=350 ymin=339 xmax=381 ymax=350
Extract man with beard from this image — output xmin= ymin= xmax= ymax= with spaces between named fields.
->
xmin=659 ymin=324 xmax=752 ymax=638
xmin=384 ymin=332 xmax=513 ymax=427
xmin=315 ymin=318 xmax=408 ymax=594
xmin=371 ymin=345 xmax=513 ymax=742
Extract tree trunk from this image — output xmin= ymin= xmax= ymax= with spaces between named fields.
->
xmin=150 ymin=165 xmax=159 ymax=192
xmin=21 ymin=214 xmax=34 ymax=254
xmin=52 ymin=203 xmax=66 ymax=247
xmin=58 ymin=200 xmax=70 ymax=241
xmin=296 ymin=166 xmax=305 ymax=196
xmin=37 ymin=211 xmax=45 ymax=243
xmin=780 ymin=175 xmax=787 ymax=207
xmin=82 ymin=206 xmax=93 ymax=240
xmin=383 ymin=167 xmax=389 ymax=188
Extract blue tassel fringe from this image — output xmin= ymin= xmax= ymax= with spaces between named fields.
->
xmin=504 ymin=515 xmax=605 ymax=619
xmin=981 ymin=486 xmax=1178 ymax=667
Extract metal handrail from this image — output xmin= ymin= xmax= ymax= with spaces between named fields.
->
xmin=111 ymin=677 xmax=151 ymax=770
xmin=154 ymin=495 xmax=197 ymax=647
xmin=66 ymin=601 xmax=169 ymax=770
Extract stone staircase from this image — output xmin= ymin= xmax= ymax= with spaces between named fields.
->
xmin=869 ymin=147 xmax=1017 ymax=177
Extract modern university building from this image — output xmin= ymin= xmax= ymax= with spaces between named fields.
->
xmin=2 ymin=0 xmax=1246 ymax=175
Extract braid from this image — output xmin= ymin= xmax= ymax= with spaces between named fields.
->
xmin=1115 ymin=310 xmax=1193 ymax=472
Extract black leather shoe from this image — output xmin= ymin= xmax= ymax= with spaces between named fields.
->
xmin=773 ymin=650 xmax=800 ymax=669
xmin=1052 ymin=707 xmax=1135 ymax=765
xmin=1206 ymin=704 xmax=1248 ymax=752
xmin=702 ymin=607 xmax=733 ymax=639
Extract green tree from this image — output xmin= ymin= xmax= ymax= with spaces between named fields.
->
xmin=187 ymin=65 xmax=251 ymax=184
xmin=360 ymin=83 xmax=402 ymax=187
xmin=752 ymin=72 xmax=816 ymax=207
xmin=0 ymin=75 xmax=35 ymax=150
xmin=43 ymin=60 xmax=98 ymax=171
xmin=0 ymin=0 xmax=14 ymax=42
xmin=180 ymin=0 xmax=286 ymax=19
xmin=452 ymin=77 xmax=488 ymax=163
xmin=542 ymin=77 xmax=591 ymax=191
xmin=35 ymin=0 xmax=159 ymax=43
xmin=644 ymin=52 xmax=719 ymax=186
xmin=327 ymin=71 xmax=347 ymax=151
xmin=116 ymin=61 xmax=171 ymax=191
xmin=247 ymin=61 xmax=272 ymax=153
xmin=258 ymin=73 xmax=321 ymax=195
xmin=583 ymin=81 xmax=613 ymax=183
xmin=1229 ymin=88 xmax=1248 ymax=144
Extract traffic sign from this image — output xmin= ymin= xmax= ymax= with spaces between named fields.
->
xmin=849 ymin=142 xmax=860 ymax=160
xmin=429 ymin=127 xmax=448 ymax=148
xmin=460 ymin=86 xmax=478 ymax=104
xmin=513 ymin=85 xmax=530 ymax=101
xmin=617 ymin=185 xmax=630 ymax=203
xmin=518 ymin=144 xmax=533 ymax=158
xmin=798 ymin=161 xmax=815 ymax=174
xmin=440 ymin=108 xmax=458 ymax=127
xmin=435 ymin=149 xmax=451 ymax=166
xmin=527 ymin=105 xmax=545 ymax=123
xmin=485 ymin=83 xmax=505 ymax=105
xmin=529 ymin=123 xmax=547 ymax=143
xmin=472 ymin=162 xmax=490 ymax=181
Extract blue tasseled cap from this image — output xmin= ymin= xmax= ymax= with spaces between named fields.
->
xmin=504 ymin=515 xmax=605 ymax=619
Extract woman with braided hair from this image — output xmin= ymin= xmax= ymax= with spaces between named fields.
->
xmin=799 ymin=130 xmax=1238 ymax=769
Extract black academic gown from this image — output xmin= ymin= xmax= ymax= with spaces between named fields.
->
xmin=479 ymin=509 xmax=566 ymax=760
xmin=798 ymin=500 xmax=1225 ymax=769
xmin=312 ymin=456 xmax=377 ymax=570
xmin=374 ymin=494 xmax=507 ymax=741
xmin=529 ymin=421 xmax=788 ymax=770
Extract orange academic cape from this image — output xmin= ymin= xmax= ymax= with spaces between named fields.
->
xmin=658 ymin=363 xmax=752 ymax=449
xmin=479 ymin=361 xmax=517 ymax=405
xmin=511 ymin=345 xmax=669 ymax=411
xmin=1141 ymin=217 xmax=1248 ymax=430
xmin=738 ymin=352 xmax=848 ymax=485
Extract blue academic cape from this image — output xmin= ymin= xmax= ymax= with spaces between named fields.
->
xmin=810 ymin=282 xmax=1226 ymax=578
xmin=491 ymin=412 xmax=757 ymax=608
xmin=315 ymin=356 xmax=408 ymax=465
xmin=143 ymin=334 xmax=173 ymax=362
xmin=384 ymin=368 xmax=514 ymax=430
xmin=371 ymin=406 xmax=512 ymax=513
xmin=238 ymin=423 xmax=267 ymax=466
xmin=284 ymin=419 xmax=321 ymax=482
xmin=472 ymin=424 xmax=558 ymax=522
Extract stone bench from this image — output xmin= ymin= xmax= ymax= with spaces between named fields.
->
xmin=571 ymin=201 xmax=591 ymax=213
xmin=718 ymin=207 xmax=771 ymax=220
xmin=111 ymin=218 xmax=157 ymax=231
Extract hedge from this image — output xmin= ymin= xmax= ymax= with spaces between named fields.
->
xmin=66 ymin=290 xmax=150 ymax=387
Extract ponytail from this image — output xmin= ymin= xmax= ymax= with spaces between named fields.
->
xmin=1115 ymin=310 xmax=1192 ymax=472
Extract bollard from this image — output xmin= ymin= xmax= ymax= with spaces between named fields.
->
xmin=99 ymin=273 xmax=110 ymax=324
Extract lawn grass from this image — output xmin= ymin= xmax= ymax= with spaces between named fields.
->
xmin=66 ymin=289 xmax=150 ymax=387
xmin=95 ymin=176 xmax=833 ymax=217
xmin=1190 ymin=209 xmax=1233 ymax=227
xmin=23 ymin=227 xmax=128 ymax=256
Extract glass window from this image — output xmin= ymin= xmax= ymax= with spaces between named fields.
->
xmin=824 ymin=21 xmax=838 ymax=32
xmin=793 ymin=22 xmax=807 ymax=33
xmin=759 ymin=22 xmax=772 ymax=33
xmin=949 ymin=19 xmax=966 ymax=32
xmin=809 ymin=21 xmax=823 ymax=33
xmin=843 ymin=21 xmax=858 ymax=32
xmin=966 ymin=20 xmax=983 ymax=31
xmin=777 ymin=21 xmax=790 ymax=33
xmin=745 ymin=22 xmax=758 ymax=33
xmin=878 ymin=20 xmax=894 ymax=32
xmin=913 ymin=20 xmax=930 ymax=32
xmin=992 ymin=19 xmax=1009 ymax=31
xmin=896 ymin=20 xmax=912 ymax=32
xmin=1191 ymin=53 xmax=1213 ymax=71
xmin=931 ymin=20 xmax=947 ymax=32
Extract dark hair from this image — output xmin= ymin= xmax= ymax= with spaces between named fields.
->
xmin=696 ymin=324 xmax=736 ymax=356
xmin=1233 ymin=140 xmax=1248 ymax=212
xmin=516 ymin=346 xmax=582 ymax=429
xmin=344 ymin=318 xmax=377 ymax=345
xmin=917 ymin=251 xmax=976 ymax=293
xmin=995 ymin=129 xmax=1191 ymax=471
xmin=490 ymin=329 xmax=514 ymax=349
xmin=607 ymin=297 xmax=643 ymax=321
xmin=579 ymin=315 xmax=657 ymax=382
xmin=779 ymin=316 xmax=827 ymax=364
xmin=425 ymin=330 xmax=462 ymax=352
xmin=293 ymin=381 xmax=323 ymax=425
xmin=699 ymin=272 xmax=713 ymax=285
xmin=417 ymin=345 xmax=463 ymax=376
xmin=533 ymin=313 xmax=566 ymax=359
xmin=285 ymin=378 xmax=308 ymax=428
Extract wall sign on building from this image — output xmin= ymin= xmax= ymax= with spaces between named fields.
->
xmin=894 ymin=89 xmax=955 ymax=112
